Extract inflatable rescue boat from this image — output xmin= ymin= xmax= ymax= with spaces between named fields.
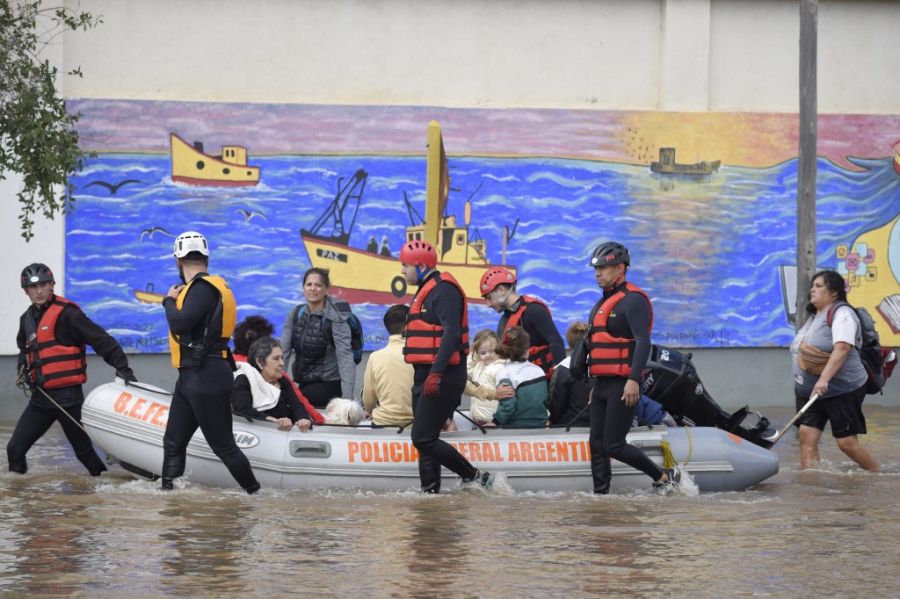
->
xmin=83 ymin=380 xmax=779 ymax=493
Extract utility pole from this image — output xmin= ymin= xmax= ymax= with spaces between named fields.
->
xmin=796 ymin=0 xmax=818 ymax=329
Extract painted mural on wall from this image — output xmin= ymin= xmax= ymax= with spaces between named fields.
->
xmin=65 ymin=100 xmax=900 ymax=353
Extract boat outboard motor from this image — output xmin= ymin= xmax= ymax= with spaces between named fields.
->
xmin=641 ymin=345 xmax=775 ymax=449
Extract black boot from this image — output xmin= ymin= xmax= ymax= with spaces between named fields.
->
xmin=160 ymin=478 xmax=174 ymax=491
xmin=245 ymin=481 xmax=261 ymax=495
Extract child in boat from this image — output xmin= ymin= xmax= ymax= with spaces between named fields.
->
xmin=465 ymin=330 xmax=514 ymax=425
xmin=490 ymin=327 xmax=549 ymax=428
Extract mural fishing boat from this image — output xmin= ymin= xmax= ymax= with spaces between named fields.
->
xmin=133 ymin=283 xmax=164 ymax=304
xmin=170 ymin=132 xmax=260 ymax=187
xmin=301 ymin=121 xmax=515 ymax=303
xmin=650 ymin=147 xmax=721 ymax=175
xmin=778 ymin=214 xmax=899 ymax=344
xmin=893 ymin=140 xmax=900 ymax=175
xmin=83 ymin=379 xmax=780 ymax=493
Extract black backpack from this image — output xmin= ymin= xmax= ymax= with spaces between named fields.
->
xmin=827 ymin=302 xmax=897 ymax=395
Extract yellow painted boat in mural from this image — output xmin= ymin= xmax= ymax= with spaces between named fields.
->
xmin=133 ymin=284 xmax=165 ymax=304
xmin=170 ymin=133 xmax=260 ymax=187
xmin=302 ymin=122 xmax=514 ymax=303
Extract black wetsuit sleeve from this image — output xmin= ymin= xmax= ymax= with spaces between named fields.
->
xmin=281 ymin=379 xmax=310 ymax=422
xmin=59 ymin=305 xmax=132 ymax=374
xmin=431 ymin=280 xmax=464 ymax=374
xmin=231 ymin=374 xmax=268 ymax=420
xmin=620 ymin=293 xmax=652 ymax=382
xmin=163 ymin=279 xmax=218 ymax=337
xmin=548 ymin=366 xmax=572 ymax=424
xmin=16 ymin=314 xmax=28 ymax=372
xmin=523 ymin=303 xmax=566 ymax=365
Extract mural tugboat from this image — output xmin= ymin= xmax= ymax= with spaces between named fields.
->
xmin=170 ymin=132 xmax=260 ymax=187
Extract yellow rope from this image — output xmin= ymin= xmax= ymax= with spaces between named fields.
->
xmin=660 ymin=427 xmax=694 ymax=469
xmin=660 ymin=440 xmax=677 ymax=469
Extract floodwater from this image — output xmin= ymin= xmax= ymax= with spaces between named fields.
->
xmin=1 ymin=404 xmax=899 ymax=598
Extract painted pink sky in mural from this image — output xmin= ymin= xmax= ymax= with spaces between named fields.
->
xmin=68 ymin=99 xmax=900 ymax=170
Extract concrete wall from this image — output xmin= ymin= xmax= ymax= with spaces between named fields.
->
xmin=2 ymin=0 xmax=898 ymax=408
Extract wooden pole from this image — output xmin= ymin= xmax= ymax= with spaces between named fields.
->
xmin=796 ymin=0 xmax=818 ymax=330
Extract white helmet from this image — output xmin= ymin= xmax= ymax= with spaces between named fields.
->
xmin=173 ymin=231 xmax=209 ymax=258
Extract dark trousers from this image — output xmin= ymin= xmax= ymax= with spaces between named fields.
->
xmin=299 ymin=379 xmax=343 ymax=409
xmin=589 ymin=377 xmax=664 ymax=494
xmin=411 ymin=365 xmax=477 ymax=493
xmin=162 ymin=360 xmax=258 ymax=490
xmin=7 ymin=402 xmax=106 ymax=476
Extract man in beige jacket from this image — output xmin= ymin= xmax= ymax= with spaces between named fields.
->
xmin=361 ymin=305 xmax=414 ymax=427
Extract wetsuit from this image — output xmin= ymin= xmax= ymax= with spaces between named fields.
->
xmin=406 ymin=271 xmax=478 ymax=493
xmin=8 ymin=295 xmax=134 ymax=475
xmin=162 ymin=274 xmax=259 ymax=492
xmin=548 ymin=358 xmax=591 ymax=427
xmin=497 ymin=298 xmax=566 ymax=376
xmin=577 ymin=280 xmax=662 ymax=494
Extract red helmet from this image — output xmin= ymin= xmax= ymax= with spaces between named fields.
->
xmin=399 ymin=240 xmax=437 ymax=269
xmin=480 ymin=267 xmax=516 ymax=297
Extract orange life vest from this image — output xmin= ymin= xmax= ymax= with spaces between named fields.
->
xmin=504 ymin=295 xmax=556 ymax=377
xmin=587 ymin=282 xmax=653 ymax=378
xmin=25 ymin=296 xmax=88 ymax=389
xmin=404 ymin=272 xmax=470 ymax=366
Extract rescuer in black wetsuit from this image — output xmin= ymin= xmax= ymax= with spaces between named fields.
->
xmin=161 ymin=231 xmax=259 ymax=494
xmin=8 ymin=262 xmax=136 ymax=475
xmin=480 ymin=266 xmax=565 ymax=378
xmin=571 ymin=242 xmax=677 ymax=494
xmin=400 ymin=240 xmax=493 ymax=493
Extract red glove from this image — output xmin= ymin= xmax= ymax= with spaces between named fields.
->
xmin=423 ymin=372 xmax=443 ymax=399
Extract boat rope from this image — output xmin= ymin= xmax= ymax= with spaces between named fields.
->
xmin=660 ymin=440 xmax=677 ymax=469
xmin=660 ymin=426 xmax=695 ymax=469
xmin=682 ymin=426 xmax=694 ymax=466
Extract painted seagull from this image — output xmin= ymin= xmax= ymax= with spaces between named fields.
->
xmin=85 ymin=179 xmax=142 ymax=194
xmin=139 ymin=226 xmax=174 ymax=242
xmin=238 ymin=209 xmax=267 ymax=223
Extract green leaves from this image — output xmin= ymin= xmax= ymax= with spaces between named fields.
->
xmin=0 ymin=1 xmax=100 ymax=240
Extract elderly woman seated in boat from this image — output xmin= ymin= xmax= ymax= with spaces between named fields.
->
xmin=233 ymin=316 xmax=324 ymax=424
xmin=232 ymin=336 xmax=313 ymax=432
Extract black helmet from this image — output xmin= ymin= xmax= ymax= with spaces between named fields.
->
xmin=588 ymin=242 xmax=630 ymax=268
xmin=20 ymin=263 xmax=55 ymax=288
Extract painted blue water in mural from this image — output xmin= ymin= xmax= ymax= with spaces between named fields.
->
xmin=65 ymin=154 xmax=899 ymax=352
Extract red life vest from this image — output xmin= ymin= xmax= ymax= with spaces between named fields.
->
xmin=26 ymin=296 xmax=88 ymax=389
xmin=587 ymin=282 xmax=653 ymax=378
xmin=233 ymin=353 xmax=325 ymax=424
xmin=404 ymin=272 xmax=470 ymax=366
xmin=504 ymin=295 xmax=556 ymax=377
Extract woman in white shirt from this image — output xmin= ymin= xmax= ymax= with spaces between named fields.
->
xmin=790 ymin=270 xmax=877 ymax=470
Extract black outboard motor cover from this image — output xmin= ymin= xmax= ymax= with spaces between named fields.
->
xmin=641 ymin=345 xmax=774 ymax=448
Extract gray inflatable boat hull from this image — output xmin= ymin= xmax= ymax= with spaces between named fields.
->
xmin=83 ymin=381 xmax=779 ymax=493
